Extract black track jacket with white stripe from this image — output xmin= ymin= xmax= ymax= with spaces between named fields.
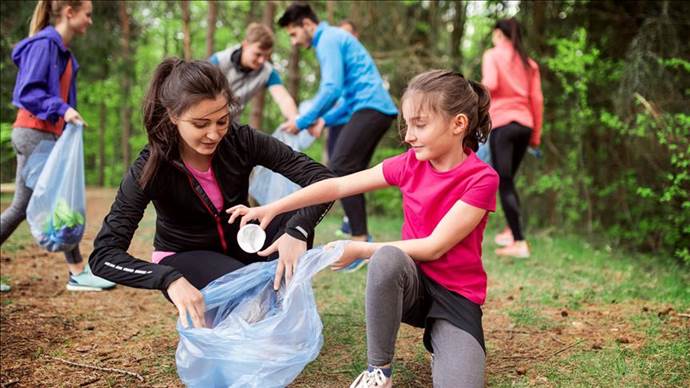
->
xmin=89 ymin=123 xmax=333 ymax=291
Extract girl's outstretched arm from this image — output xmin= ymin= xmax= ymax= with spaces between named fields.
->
xmin=330 ymin=199 xmax=488 ymax=269
xmin=227 ymin=163 xmax=390 ymax=229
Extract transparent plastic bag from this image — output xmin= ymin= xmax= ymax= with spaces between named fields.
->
xmin=176 ymin=243 xmax=344 ymax=388
xmin=248 ymin=129 xmax=315 ymax=205
xmin=21 ymin=139 xmax=55 ymax=190
xmin=26 ymin=123 xmax=85 ymax=252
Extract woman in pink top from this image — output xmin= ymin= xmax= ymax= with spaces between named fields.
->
xmin=229 ymin=70 xmax=498 ymax=388
xmin=482 ymin=18 xmax=543 ymax=258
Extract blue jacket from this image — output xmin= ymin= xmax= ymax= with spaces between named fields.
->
xmin=11 ymin=26 xmax=79 ymax=124
xmin=296 ymin=22 xmax=397 ymax=130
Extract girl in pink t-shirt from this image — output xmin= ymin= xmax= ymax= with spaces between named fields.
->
xmin=228 ymin=70 xmax=498 ymax=388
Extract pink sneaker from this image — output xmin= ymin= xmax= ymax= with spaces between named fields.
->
xmin=349 ymin=369 xmax=392 ymax=388
xmin=494 ymin=228 xmax=514 ymax=246
xmin=495 ymin=241 xmax=530 ymax=258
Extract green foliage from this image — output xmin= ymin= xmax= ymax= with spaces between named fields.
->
xmin=520 ymin=27 xmax=690 ymax=263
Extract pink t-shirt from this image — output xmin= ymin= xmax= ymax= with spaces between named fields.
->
xmin=151 ymin=161 xmax=224 ymax=264
xmin=482 ymin=40 xmax=544 ymax=146
xmin=382 ymin=149 xmax=499 ymax=305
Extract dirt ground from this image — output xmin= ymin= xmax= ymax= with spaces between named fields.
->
xmin=1 ymin=188 xmax=687 ymax=387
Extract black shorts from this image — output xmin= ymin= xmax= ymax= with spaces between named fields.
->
xmin=402 ymin=268 xmax=485 ymax=353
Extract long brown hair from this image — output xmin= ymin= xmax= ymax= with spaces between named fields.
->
xmin=401 ymin=70 xmax=492 ymax=151
xmin=494 ymin=18 xmax=530 ymax=71
xmin=29 ymin=0 xmax=84 ymax=36
xmin=139 ymin=58 xmax=239 ymax=188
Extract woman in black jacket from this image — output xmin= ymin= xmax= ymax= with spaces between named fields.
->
xmin=89 ymin=58 xmax=333 ymax=328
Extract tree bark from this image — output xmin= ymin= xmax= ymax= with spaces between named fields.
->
xmin=287 ymin=45 xmax=300 ymax=103
xmin=206 ymin=0 xmax=217 ymax=58
xmin=119 ymin=0 xmax=132 ymax=174
xmin=527 ymin=0 xmax=546 ymax=54
xmin=449 ymin=1 xmax=466 ymax=71
xmin=249 ymin=1 xmax=276 ymax=130
xmin=98 ymin=101 xmax=106 ymax=186
xmin=428 ymin=0 xmax=439 ymax=57
xmin=327 ymin=0 xmax=335 ymax=24
xmin=181 ymin=0 xmax=191 ymax=60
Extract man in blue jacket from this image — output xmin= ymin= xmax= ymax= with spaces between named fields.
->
xmin=278 ymin=3 xmax=398 ymax=267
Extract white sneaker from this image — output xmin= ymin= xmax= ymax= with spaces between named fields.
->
xmin=350 ymin=369 xmax=392 ymax=388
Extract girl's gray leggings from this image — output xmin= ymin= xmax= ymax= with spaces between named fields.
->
xmin=1 ymin=127 xmax=81 ymax=264
xmin=366 ymin=245 xmax=485 ymax=388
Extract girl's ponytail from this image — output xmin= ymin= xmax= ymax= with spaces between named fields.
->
xmin=29 ymin=1 xmax=84 ymax=37
xmin=139 ymin=58 xmax=184 ymax=188
xmin=29 ymin=1 xmax=51 ymax=36
xmin=468 ymin=79 xmax=492 ymax=150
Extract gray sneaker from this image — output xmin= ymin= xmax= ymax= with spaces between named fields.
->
xmin=0 ymin=282 xmax=10 ymax=292
xmin=67 ymin=264 xmax=116 ymax=291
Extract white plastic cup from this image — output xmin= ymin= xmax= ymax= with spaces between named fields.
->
xmin=237 ymin=224 xmax=266 ymax=253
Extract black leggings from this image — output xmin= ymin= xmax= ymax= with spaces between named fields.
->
xmin=159 ymin=211 xmax=314 ymax=301
xmin=489 ymin=122 xmax=532 ymax=241
xmin=329 ymin=109 xmax=395 ymax=236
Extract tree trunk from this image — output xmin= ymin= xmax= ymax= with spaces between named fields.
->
xmin=287 ymin=45 xmax=300 ymax=103
xmin=206 ymin=0 xmax=216 ymax=58
xmin=449 ymin=1 xmax=466 ymax=71
xmin=98 ymin=101 xmax=106 ymax=186
xmin=527 ymin=0 xmax=546 ymax=54
xmin=249 ymin=1 xmax=276 ymax=130
xmin=119 ymin=0 xmax=132 ymax=174
xmin=428 ymin=0 xmax=439 ymax=57
xmin=327 ymin=0 xmax=335 ymax=24
xmin=181 ymin=0 xmax=191 ymax=60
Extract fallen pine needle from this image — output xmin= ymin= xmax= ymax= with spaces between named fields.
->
xmin=46 ymin=356 xmax=144 ymax=382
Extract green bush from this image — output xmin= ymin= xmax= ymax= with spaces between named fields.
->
xmin=520 ymin=29 xmax=690 ymax=264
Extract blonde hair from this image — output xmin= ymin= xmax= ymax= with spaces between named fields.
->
xmin=244 ymin=23 xmax=274 ymax=50
xmin=29 ymin=0 xmax=84 ymax=36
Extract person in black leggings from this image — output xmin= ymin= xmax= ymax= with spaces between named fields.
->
xmin=482 ymin=18 xmax=544 ymax=258
xmin=489 ymin=121 xmax=532 ymax=243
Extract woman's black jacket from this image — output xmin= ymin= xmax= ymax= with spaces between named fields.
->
xmin=89 ymin=123 xmax=334 ymax=290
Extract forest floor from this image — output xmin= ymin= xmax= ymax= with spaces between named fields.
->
xmin=1 ymin=188 xmax=688 ymax=387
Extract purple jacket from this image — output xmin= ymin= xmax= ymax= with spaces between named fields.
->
xmin=11 ymin=26 xmax=79 ymax=124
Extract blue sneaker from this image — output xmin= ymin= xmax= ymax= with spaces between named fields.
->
xmin=338 ymin=235 xmax=373 ymax=273
xmin=67 ymin=264 xmax=116 ymax=291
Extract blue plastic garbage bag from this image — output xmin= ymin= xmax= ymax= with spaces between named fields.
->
xmin=21 ymin=139 xmax=55 ymax=190
xmin=249 ymin=129 xmax=315 ymax=205
xmin=26 ymin=123 xmax=86 ymax=252
xmin=176 ymin=243 xmax=344 ymax=388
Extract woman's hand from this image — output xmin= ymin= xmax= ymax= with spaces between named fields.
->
xmin=167 ymin=277 xmax=206 ymax=329
xmin=227 ymin=204 xmax=277 ymax=230
xmin=256 ymin=233 xmax=307 ymax=291
xmin=326 ymin=240 xmax=373 ymax=271
xmin=64 ymin=107 xmax=87 ymax=126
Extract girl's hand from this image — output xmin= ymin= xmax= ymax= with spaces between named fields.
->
xmin=167 ymin=277 xmax=206 ymax=329
xmin=226 ymin=204 xmax=277 ymax=230
xmin=257 ymin=233 xmax=307 ymax=291
xmin=326 ymin=240 xmax=372 ymax=271
xmin=64 ymin=107 xmax=87 ymax=126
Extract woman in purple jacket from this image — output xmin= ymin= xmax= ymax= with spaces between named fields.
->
xmin=1 ymin=0 xmax=114 ymax=292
